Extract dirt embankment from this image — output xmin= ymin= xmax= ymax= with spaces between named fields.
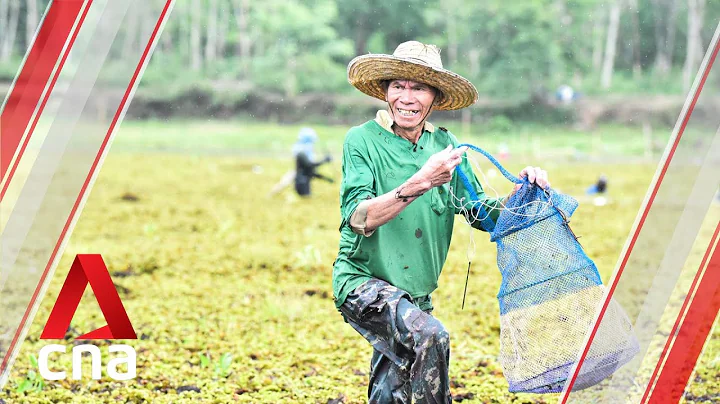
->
xmin=2 ymin=81 xmax=715 ymax=128
xmin=121 ymin=89 xmax=720 ymax=129
xmin=569 ymin=95 xmax=716 ymax=130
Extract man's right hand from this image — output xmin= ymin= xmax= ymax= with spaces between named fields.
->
xmin=416 ymin=145 xmax=468 ymax=191
xmin=361 ymin=146 xmax=467 ymax=233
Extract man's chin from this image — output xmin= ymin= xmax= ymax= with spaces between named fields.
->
xmin=394 ymin=118 xmax=423 ymax=131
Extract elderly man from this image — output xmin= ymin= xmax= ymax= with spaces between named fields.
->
xmin=332 ymin=41 xmax=549 ymax=403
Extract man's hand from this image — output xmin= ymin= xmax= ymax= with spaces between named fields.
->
xmin=509 ymin=166 xmax=550 ymax=197
xmin=519 ymin=166 xmax=550 ymax=188
xmin=415 ymin=145 xmax=468 ymax=191
xmin=360 ymin=145 xmax=468 ymax=233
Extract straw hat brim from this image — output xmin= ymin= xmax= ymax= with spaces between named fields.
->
xmin=347 ymin=54 xmax=479 ymax=111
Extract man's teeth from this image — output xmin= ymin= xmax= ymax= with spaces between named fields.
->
xmin=398 ymin=108 xmax=419 ymax=117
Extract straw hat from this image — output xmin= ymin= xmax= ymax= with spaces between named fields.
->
xmin=347 ymin=41 xmax=479 ymax=111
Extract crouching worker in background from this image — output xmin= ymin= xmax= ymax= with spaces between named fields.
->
xmin=293 ymin=127 xmax=333 ymax=197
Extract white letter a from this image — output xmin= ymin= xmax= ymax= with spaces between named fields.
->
xmin=107 ymin=345 xmax=136 ymax=381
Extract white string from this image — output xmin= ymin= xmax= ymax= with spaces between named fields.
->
xmin=468 ymin=152 xmax=555 ymax=216
xmin=466 ymin=214 xmax=476 ymax=262
xmin=452 ymin=150 xmax=562 ymax=308
xmin=450 ymin=188 xmax=553 ymax=222
xmin=448 ymin=151 xmax=556 ymax=227
xmin=450 ymin=150 xmax=559 ymax=273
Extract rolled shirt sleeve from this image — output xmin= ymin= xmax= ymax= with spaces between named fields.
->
xmin=349 ymin=199 xmax=375 ymax=236
xmin=339 ymin=134 xmax=376 ymax=232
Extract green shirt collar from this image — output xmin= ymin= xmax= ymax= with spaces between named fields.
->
xmin=374 ymin=110 xmax=435 ymax=134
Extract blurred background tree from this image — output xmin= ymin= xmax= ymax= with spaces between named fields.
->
xmin=1 ymin=0 xmax=719 ymax=123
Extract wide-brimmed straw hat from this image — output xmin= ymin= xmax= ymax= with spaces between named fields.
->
xmin=347 ymin=41 xmax=479 ymax=111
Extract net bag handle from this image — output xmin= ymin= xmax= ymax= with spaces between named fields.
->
xmin=454 ymin=143 xmax=577 ymax=242
xmin=455 ymin=143 xmax=521 ymax=187
xmin=453 ymin=143 xmax=524 ymax=232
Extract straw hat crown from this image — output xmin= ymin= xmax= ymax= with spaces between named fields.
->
xmin=347 ymin=41 xmax=479 ymax=110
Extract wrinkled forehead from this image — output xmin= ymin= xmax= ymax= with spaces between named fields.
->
xmin=388 ymin=79 xmax=434 ymax=89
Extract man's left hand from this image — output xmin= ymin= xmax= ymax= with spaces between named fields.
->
xmin=519 ymin=166 xmax=550 ymax=188
xmin=510 ymin=166 xmax=550 ymax=196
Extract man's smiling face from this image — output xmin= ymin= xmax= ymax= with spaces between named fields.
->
xmin=386 ymin=79 xmax=437 ymax=131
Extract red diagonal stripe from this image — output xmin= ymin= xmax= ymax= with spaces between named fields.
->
xmin=646 ymin=220 xmax=720 ymax=402
xmin=0 ymin=0 xmax=175 ymax=376
xmin=0 ymin=0 xmax=87 ymax=196
xmin=640 ymin=220 xmax=720 ymax=403
xmin=560 ymin=32 xmax=720 ymax=400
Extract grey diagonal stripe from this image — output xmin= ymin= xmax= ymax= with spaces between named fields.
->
xmin=0 ymin=0 xmax=173 ymax=388
xmin=565 ymin=22 xmax=720 ymax=402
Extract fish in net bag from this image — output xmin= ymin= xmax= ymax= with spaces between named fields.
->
xmin=454 ymin=144 xmax=640 ymax=394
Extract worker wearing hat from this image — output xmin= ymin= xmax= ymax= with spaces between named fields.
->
xmin=332 ymin=41 xmax=549 ymax=402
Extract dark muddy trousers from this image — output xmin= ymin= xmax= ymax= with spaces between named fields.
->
xmin=339 ymin=279 xmax=452 ymax=403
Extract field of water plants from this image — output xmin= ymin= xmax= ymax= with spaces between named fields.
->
xmin=3 ymin=120 xmax=718 ymax=403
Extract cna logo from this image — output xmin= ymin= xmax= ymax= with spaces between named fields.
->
xmin=37 ymin=254 xmax=137 ymax=381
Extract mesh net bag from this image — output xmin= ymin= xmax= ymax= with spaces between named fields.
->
xmin=454 ymin=144 xmax=640 ymax=394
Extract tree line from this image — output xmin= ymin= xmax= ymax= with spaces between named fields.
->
xmin=1 ymin=0 xmax=719 ymax=99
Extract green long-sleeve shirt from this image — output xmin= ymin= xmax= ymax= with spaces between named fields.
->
xmin=332 ymin=118 xmax=502 ymax=311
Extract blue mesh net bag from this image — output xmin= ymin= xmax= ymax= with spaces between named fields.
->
xmin=454 ymin=144 xmax=640 ymax=394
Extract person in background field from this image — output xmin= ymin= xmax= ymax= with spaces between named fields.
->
xmin=268 ymin=128 xmax=333 ymax=197
xmin=586 ymin=174 xmax=609 ymax=206
xmin=293 ymin=127 xmax=333 ymax=196
xmin=555 ymin=84 xmax=580 ymax=104
xmin=333 ymin=40 xmax=551 ymax=403
xmin=586 ymin=174 xmax=608 ymax=195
